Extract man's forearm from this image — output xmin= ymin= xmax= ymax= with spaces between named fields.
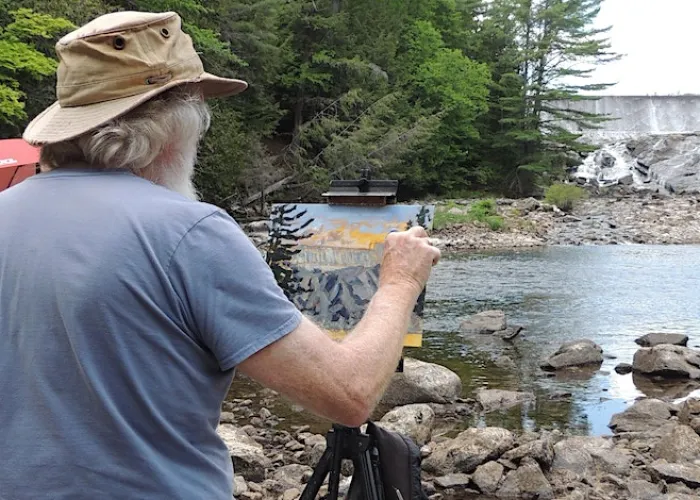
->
xmin=339 ymin=282 xmax=419 ymax=411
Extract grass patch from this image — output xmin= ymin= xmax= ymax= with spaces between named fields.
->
xmin=544 ymin=183 xmax=587 ymax=212
xmin=434 ymin=199 xmax=505 ymax=231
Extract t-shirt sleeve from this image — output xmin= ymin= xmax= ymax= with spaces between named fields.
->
xmin=167 ymin=209 xmax=303 ymax=371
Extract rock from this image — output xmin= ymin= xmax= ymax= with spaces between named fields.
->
xmin=615 ymin=362 xmax=634 ymax=374
xmin=233 ymin=476 xmax=248 ymax=496
xmin=633 ymin=345 xmax=700 ymax=379
xmin=472 ymin=461 xmax=504 ymax=495
xmin=651 ymin=425 xmax=700 ymax=463
xmin=678 ymin=398 xmax=700 ymax=424
xmin=540 ymin=339 xmax=604 ymax=371
xmin=636 ymin=333 xmax=689 ymax=347
xmin=422 ymin=427 xmax=515 ymax=475
xmin=220 ymin=411 xmax=236 ymax=424
xmin=282 ymin=488 xmax=300 ymax=500
xmin=217 ymin=424 xmax=271 ymax=482
xmin=476 ymin=389 xmax=534 ymax=412
xmin=378 ymin=358 xmax=462 ymax=411
xmin=494 ymin=355 xmax=518 ymax=371
xmin=609 ymin=398 xmax=673 ymax=434
xmin=649 ymin=460 xmax=700 ymax=488
xmin=271 ymin=464 xmax=313 ymax=490
xmin=434 ymin=473 xmax=471 ymax=489
xmin=459 ymin=310 xmax=507 ymax=334
xmin=627 ymin=479 xmax=662 ymax=500
xmin=495 ymin=458 xmax=553 ymax=499
xmin=552 ymin=436 xmax=631 ymax=477
xmin=500 ymin=326 xmax=523 ymax=341
xmin=501 ymin=439 xmax=554 ymax=469
xmin=377 ymin=404 xmax=435 ymax=446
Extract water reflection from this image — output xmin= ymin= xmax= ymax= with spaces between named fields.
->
xmin=420 ymin=245 xmax=700 ymax=435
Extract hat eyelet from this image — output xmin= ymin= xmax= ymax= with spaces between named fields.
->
xmin=113 ymin=36 xmax=126 ymax=50
xmin=160 ymin=28 xmax=170 ymax=38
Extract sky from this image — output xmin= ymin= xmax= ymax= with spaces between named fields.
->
xmin=586 ymin=0 xmax=700 ymax=95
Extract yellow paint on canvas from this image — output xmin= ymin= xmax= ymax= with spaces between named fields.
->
xmin=303 ymin=220 xmax=410 ymax=249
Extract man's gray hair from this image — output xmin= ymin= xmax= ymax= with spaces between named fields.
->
xmin=40 ymin=88 xmax=211 ymax=199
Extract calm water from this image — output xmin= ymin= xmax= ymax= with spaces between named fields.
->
xmin=230 ymin=245 xmax=700 ymax=437
xmin=414 ymin=244 xmax=700 ymax=435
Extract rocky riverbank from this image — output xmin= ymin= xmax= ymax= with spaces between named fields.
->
xmin=220 ymin=392 xmax=700 ymax=500
xmin=430 ymin=192 xmax=700 ymax=252
xmin=219 ymin=312 xmax=700 ymax=499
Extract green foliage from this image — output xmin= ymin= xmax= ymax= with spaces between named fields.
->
xmin=433 ymin=199 xmax=503 ymax=231
xmin=544 ymin=183 xmax=587 ymax=211
xmin=2 ymin=0 xmax=616 ymax=207
xmin=0 ymin=8 xmax=73 ymax=129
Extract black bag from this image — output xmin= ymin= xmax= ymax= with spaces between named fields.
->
xmin=365 ymin=421 xmax=429 ymax=500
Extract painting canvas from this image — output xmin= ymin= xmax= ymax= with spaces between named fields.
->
xmin=266 ymin=203 xmax=434 ymax=348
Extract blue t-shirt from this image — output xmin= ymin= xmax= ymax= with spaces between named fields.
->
xmin=0 ymin=168 xmax=302 ymax=499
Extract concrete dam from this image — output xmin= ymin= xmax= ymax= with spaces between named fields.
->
xmin=561 ymin=95 xmax=700 ymax=194
xmin=558 ymin=95 xmax=700 ymax=142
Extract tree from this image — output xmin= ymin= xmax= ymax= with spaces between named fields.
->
xmin=0 ymin=7 xmax=73 ymax=137
xmin=474 ymin=0 xmax=619 ymax=194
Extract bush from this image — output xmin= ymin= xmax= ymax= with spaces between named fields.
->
xmin=467 ymin=199 xmax=497 ymax=220
xmin=544 ymin=183 xmax=587 ymax=212
xmin=485 ymin=215 xmax=504 ymax=231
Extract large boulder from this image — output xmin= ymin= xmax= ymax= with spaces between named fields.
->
xmin=679 ymin=398 xmax=700 ymax=426
xmin=378 ymin=358 xmax=462 ymax=411
xmin=636 ymin=333 xmax=689 ymax=347
xmin=651 ymin=425 xmax=700 ymax=463
xmin=633 ymin=345 xmax=700 ymax=379
xmin=459 ymin=310 xmax=507 ymax=334
xmin=502 ymin=438 xmax=555 ymax=469
xmin=377 ymin=404 xmax=435 ymax=446
xmin=473 ymin=461 xmax=504 ymax=495
xmin=495 ymin=458 xmax=553 ymax=500
xmin=552 ymin=436 xmax=631 ymax=478
xmin=540 ymin=339 xmax=604 ymax=371
xmin=649 ymin=460 xmax=700 ymax=489
xmin=609 ymin=399 xmax=673 ymax=434
xmin=217 ymin=424 xmax=271 ymax=482
xmin=422 ymin=427 xmax=514 ymax=475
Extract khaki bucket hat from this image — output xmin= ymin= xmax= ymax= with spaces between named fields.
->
xmin=23 ymin=11 xmax=248 ymax=145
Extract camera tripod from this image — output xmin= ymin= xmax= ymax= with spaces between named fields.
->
xmin=300 ymin=424 xmax=385 ymax=500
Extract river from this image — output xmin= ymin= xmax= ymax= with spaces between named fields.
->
xmin=415 ymin=244 xmax=700 ymax=436
xmin=228 ymin=244 xmax=700 ymax=437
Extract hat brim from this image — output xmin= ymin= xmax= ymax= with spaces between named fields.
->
xmin=23 ymin=72 xmax=248 ymax=146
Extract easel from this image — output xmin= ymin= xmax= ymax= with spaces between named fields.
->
xmin=299 ymin=168 xmax=400 ymax=500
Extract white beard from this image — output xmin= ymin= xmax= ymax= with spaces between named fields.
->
xmin=142 ymin=138 xmax=200 ymax=201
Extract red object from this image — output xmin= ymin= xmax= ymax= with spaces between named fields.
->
xmin=0 ymin=139 xmax=39 ymax=191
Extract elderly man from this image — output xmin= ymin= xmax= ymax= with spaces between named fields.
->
xmin=0 ymin=10 xmax=440 ymax=500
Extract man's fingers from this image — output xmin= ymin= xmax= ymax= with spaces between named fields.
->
xmin=408 ymin=226 xmax=428 ymax=238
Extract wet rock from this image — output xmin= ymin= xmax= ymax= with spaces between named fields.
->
xmin=499 ymin=326 xmax=523 ymax=341
xmin=473 ymin=461 xmax=504 ymax=495
xmin=636 ymin=333 xmax=689 ymax=347
xmin=615 ymin=362 xmax=634 ymax=374
xmin=609 ymin=399 xmax=673 ymax=433
xmin=217 ymin=425 xmax=271 ymax=482
xmin=434 ymin=473 xmax=471 ymax=489
xmin=501 ymin=438 xmax=554 ymax=469
xmin=495 ymin=458 xmax=553 ymax=499
xmin=459 ymin=310 xmax=507 ymax=334
xmin=649 ymin=460 xmax=700 ymax=488
xmin=422 ymin=427 xmax=514 ymax=475
xmin=540 ymin=339 xmax=604 ymax=371
xmin=494 ymin=355 xmax=518 ymax=371
xmin=378 ymin=358 xmax=462 ymax=411
xmin=651 ymin=425 xmax=700 ymax=463
xmin=476 ymin=389 xmax=534 ymax=412
xmin=633 ymin=345 xmax=700 ymax=379
xmin=377 ymin=404 xmax=435 ymax=446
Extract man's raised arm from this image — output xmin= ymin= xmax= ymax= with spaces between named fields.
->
xmin=237 ymin=226 xmax=440 ymax=427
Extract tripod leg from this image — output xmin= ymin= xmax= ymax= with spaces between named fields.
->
xmin=349 ymin=449 xmax=383 ymax=500
xmin=300 ymin=447 xmax=332 ymax=500
xmin=326 ymin=427 xmax=345 ymax=500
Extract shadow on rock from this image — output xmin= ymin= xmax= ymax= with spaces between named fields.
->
xmin=632 ymin=372 xmax=700 ymax=401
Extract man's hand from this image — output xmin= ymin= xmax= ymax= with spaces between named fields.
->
xmin=380 ymin=226 xmax=441 ymax=298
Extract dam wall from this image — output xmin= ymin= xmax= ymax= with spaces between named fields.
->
xmin=555 ymin=95 xmax=700 ymax=143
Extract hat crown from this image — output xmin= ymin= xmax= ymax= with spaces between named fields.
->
xmin=55 ymin=11 xmax=203 ymax=107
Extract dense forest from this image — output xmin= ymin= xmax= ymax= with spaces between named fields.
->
xmin=0 ymin=0 xmax=618 ymax=211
